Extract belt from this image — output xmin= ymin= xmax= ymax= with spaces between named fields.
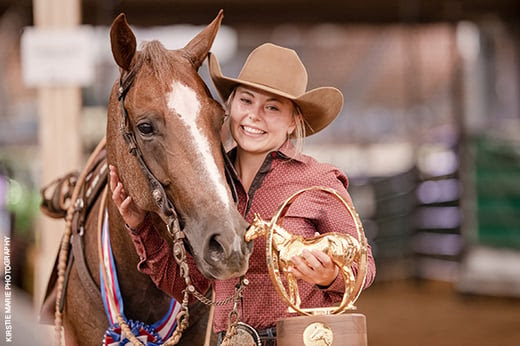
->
xmin=258 ymin=326 xmax=277 ymax=339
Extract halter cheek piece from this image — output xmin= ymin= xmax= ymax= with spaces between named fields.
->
xmin=117 ymin=65 xmax=179 ymax=228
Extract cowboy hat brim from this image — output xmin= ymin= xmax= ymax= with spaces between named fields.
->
xmin=208 ymin=53 xmax=344 ymax=136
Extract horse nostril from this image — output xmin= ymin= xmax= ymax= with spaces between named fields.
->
xmin=208 ymin=235 xmax=225 ymax=263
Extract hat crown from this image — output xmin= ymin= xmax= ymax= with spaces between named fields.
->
xmin=237 ymin=43 xmax=308 ymax=97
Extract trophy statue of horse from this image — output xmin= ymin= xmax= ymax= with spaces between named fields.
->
xmin=245 ymin=214 xmax=361 ymax=309
xmin=39 ymin=11 xmax=252 ymax=345
xmin=244 ymin=186 xmax=368 ymax=316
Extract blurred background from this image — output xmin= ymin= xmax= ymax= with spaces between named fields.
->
xmin=0 ymin=0 xmax=519 ymax=345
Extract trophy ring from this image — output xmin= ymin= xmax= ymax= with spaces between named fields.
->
xmin=265 ymin=186 xmax=368 ymax=315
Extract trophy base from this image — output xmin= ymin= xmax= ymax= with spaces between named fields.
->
xmin=277 ymin=313 xmax=367 ymax=346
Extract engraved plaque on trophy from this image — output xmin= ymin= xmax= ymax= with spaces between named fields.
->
xmin=245 ymin=186 xmax=369 ymax=346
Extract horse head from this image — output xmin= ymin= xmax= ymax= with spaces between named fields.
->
xmin=106 ymin=11 xmax=252 ymax=280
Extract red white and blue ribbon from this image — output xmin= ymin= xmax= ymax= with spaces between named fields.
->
xmin=100 ymin=210 xmax=181 ymax=345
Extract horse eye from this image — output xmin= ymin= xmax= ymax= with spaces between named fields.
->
xmin=137 ymin=122 xmax=154 ymax=135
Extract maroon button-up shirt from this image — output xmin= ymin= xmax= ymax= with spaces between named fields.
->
xmin=129 ymin=141 xmax=376 ymax=333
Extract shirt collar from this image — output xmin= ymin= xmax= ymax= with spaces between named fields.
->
xmin=276 ymin=140 xmax=305 ymax=163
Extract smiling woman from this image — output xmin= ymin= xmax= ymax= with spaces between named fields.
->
xmin=208 ymin=43 xmax=376 ymax=346
xmin=227 ymin=85 xmax=298 ymax=184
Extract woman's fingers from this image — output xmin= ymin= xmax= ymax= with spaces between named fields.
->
xmin=108 ymin=164 xmax=147 ymax=229
xmin=110 ymin=165 xmax=125 ymax=208
xmin=291 ymin=256 xmax=314 ymax=277
xmin=287 ymin=260 xmax=306 ymax=279
xmin=109 ymin=165 xmax=118 ymax=192
xmin=312 ymin=249 xmax=333 ymax=267
xmin=112 ymin=182 xmax=125 ymax=207
xmin=110 ymin=171 xmax=130 ymax=214
xmin=120 ymin=196 xmax=132 ymax=213
xmin=301 ymin=250 xmax=321 ymax=270
xmin=290 ymin=250 xmax=338 ymax=286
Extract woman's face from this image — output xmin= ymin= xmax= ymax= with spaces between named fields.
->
xmin=229 ymin=85 xmax=296 ymax=156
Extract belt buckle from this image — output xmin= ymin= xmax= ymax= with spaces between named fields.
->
xmin=236 ymin=322 xmax=262 ymax=346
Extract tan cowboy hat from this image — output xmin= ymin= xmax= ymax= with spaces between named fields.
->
xmin=208 ymin=43 xmax=344 ymax=136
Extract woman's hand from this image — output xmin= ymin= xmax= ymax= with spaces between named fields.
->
xmin=289 ymin=249 xmax=339 ymax=287
xmin=109 ymin=165 xmax=147 ymax=229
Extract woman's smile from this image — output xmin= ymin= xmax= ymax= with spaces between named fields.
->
xmin=229 ymin=86 xmax=296 ymax=155
xmin=241 ymin=125 xmax=266 ymax=136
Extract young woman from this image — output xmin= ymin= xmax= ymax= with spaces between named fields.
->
xmin=110 ymin=43 xmax=376 ymax=345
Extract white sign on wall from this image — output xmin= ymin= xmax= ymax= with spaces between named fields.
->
xmin=21 ymin=26 xmax=95 ymax=87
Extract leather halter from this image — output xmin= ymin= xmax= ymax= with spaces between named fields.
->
xmin=118 ymin=64 xmax=179 ymax=228
xmin=117 ymin=64 xmax=238 ymax=228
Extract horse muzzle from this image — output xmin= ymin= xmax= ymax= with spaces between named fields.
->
xmin=185 ymin=218 xmax=253 ymax=280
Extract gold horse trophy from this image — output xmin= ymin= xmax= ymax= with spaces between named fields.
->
xmin=245 ymin=186 xmax=369 ymax=346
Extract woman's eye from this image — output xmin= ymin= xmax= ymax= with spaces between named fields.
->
xmin=137 ymin=122 xmax=154 ymax=135
xmin=266 ymin=105 xmax=279 ymax=111
xmin=240 ymin=97 xmax=252 ymax=104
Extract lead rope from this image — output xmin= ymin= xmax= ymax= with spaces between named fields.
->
xmin=54 ymin=136 xmax=107 ymax=346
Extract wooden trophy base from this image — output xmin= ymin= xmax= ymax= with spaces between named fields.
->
xmin=277 ymin=313 xmax=367 ymax=346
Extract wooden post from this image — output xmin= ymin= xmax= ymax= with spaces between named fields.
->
xmin=32 ymin=0 xmax=82 ymax=315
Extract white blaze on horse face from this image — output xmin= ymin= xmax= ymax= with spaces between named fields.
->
xmin=167 ymin=81 xmax=230 ymax=209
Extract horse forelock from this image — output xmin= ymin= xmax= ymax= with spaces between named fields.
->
xmin=138 ymin=40 xmax=174 ymax=86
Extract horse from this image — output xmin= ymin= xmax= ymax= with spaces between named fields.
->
xmin=40 ymin=11 xmax=252 ymax=345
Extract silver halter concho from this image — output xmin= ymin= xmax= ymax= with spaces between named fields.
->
xmin=117 ymin=67 xmax=249 ymax=345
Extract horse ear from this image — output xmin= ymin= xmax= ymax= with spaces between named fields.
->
xmin=110 ymin=13 xmax=137 ymax=71
xmin=183 ymin=9 xmax=224 ymax=70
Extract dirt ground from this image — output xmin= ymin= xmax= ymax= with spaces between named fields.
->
xmin=356 ymin=280 xmax=520 ymax=346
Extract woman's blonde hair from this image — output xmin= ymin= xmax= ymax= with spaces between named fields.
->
xmin=291 ymin=104 xmax=305 ymax=155
xmin=222 ymin=87 xmax=305 ymax=156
